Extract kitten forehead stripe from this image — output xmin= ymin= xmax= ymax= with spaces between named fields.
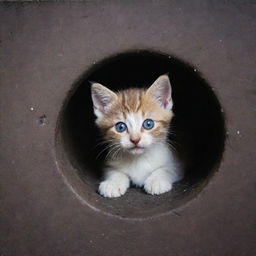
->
xmin=135 ymin=91 xmax=143 ymax=112
xmin=120 ymin=89 xmax=144 ymax=113
xmin=121 ymin=91 xmax=130 ymax=113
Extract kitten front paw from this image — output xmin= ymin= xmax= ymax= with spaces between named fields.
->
xmin=144 ymin=176 xmax=172 ymax=195
xmin=99 ymin=180 xmax=129 ymax=198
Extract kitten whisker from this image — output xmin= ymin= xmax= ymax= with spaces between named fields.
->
xmin=111 ymin=146 xmax=122 ymax=161
xmin=96 ymin=142 xmax=119 ymax=159
xmin=93 ymin=139 xmax=116 ymax=149
xmin=165 ymin=141 xmax=177 ymax=152
xmin=166 ymin=130 xmax=177 ymax=137
xmin=154 ymin=140 xmax=178 ymax=153
xmin=105 ymin=144 xmax=121 ymax=161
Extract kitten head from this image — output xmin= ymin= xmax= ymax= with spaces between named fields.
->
xmin=91 ymin=75 xmax=173 ymax=155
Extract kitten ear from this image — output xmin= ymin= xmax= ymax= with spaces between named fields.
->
xmin=90 ymin=82 xmax=117 ymax=118
xmin=147 ymin=74 xmax=173 ymax=110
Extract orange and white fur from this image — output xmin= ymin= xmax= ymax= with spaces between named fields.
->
xmin=91 ymin=75 xmax=183 ymax=198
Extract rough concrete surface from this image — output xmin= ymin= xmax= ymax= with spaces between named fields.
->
xmin=0 ymin=1 xmax=256 ymax=255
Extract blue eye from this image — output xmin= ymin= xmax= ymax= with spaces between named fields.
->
xmin=142 ymin=119 xmax=155 ymax=130
xmin=115 ymin=122 xmax=127 ymax=133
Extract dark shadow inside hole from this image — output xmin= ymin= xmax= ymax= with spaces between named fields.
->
xmin=62 ymin=50 xmax=225 ymax=206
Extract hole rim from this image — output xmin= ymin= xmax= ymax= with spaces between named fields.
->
xmin=54 ymin=49 xmax=226 ymax=220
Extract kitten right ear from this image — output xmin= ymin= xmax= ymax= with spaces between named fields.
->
xmin=147 ymin=74 xmax=173 ymax=110
xmin=90 ymin=82 xmax=117 ymax=118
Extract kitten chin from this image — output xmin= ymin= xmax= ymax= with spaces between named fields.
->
xmin=91 ymin=74 xmax=183 ymax=197
xmin=128 ymin=147 xmax=145 ymax=155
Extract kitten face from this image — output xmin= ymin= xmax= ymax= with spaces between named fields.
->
xmin=91 ymin=75 xmax=173 ymax=155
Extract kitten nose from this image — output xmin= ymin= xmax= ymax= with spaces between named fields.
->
xmin=130 ymin=134 xmax=141 ymax=145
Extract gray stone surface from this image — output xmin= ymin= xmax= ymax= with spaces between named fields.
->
xmin=1 ymin=1 xmax=256 ymax=255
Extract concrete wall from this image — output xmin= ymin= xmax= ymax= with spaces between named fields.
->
xmin=1 ymin=1 xmax=255 ymax=255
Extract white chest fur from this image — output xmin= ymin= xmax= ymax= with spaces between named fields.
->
xmin=106 ymin=143 xmax=180 ymax=187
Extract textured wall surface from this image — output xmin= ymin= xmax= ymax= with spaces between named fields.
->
xmin=0 ymin=1 xmax=255 ymax=255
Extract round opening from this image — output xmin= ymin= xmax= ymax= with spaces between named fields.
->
xmin=55 ymin=50 xmax=226 ymax=219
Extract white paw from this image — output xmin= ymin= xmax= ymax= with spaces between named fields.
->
xmin=99 ymin=180 xmax=129 ymax=198
xmin=144 ymin=177 xmax=172 ymax=195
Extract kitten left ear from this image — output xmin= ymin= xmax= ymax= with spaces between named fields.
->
xmin=90 ymin=82 xmax=118 ymax=118
xmin=147 ymin=75 xmax=173 ymax=110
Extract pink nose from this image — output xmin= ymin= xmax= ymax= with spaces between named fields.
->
xmin=130 ymin=135 xmax=141 ymax=145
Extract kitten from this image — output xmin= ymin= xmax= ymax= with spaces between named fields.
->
xmin=91 ymin=75 xmax=183 ymax=198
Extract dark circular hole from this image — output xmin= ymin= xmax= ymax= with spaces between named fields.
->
xmin=55 ymin=50 xmax=226 ymax=219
